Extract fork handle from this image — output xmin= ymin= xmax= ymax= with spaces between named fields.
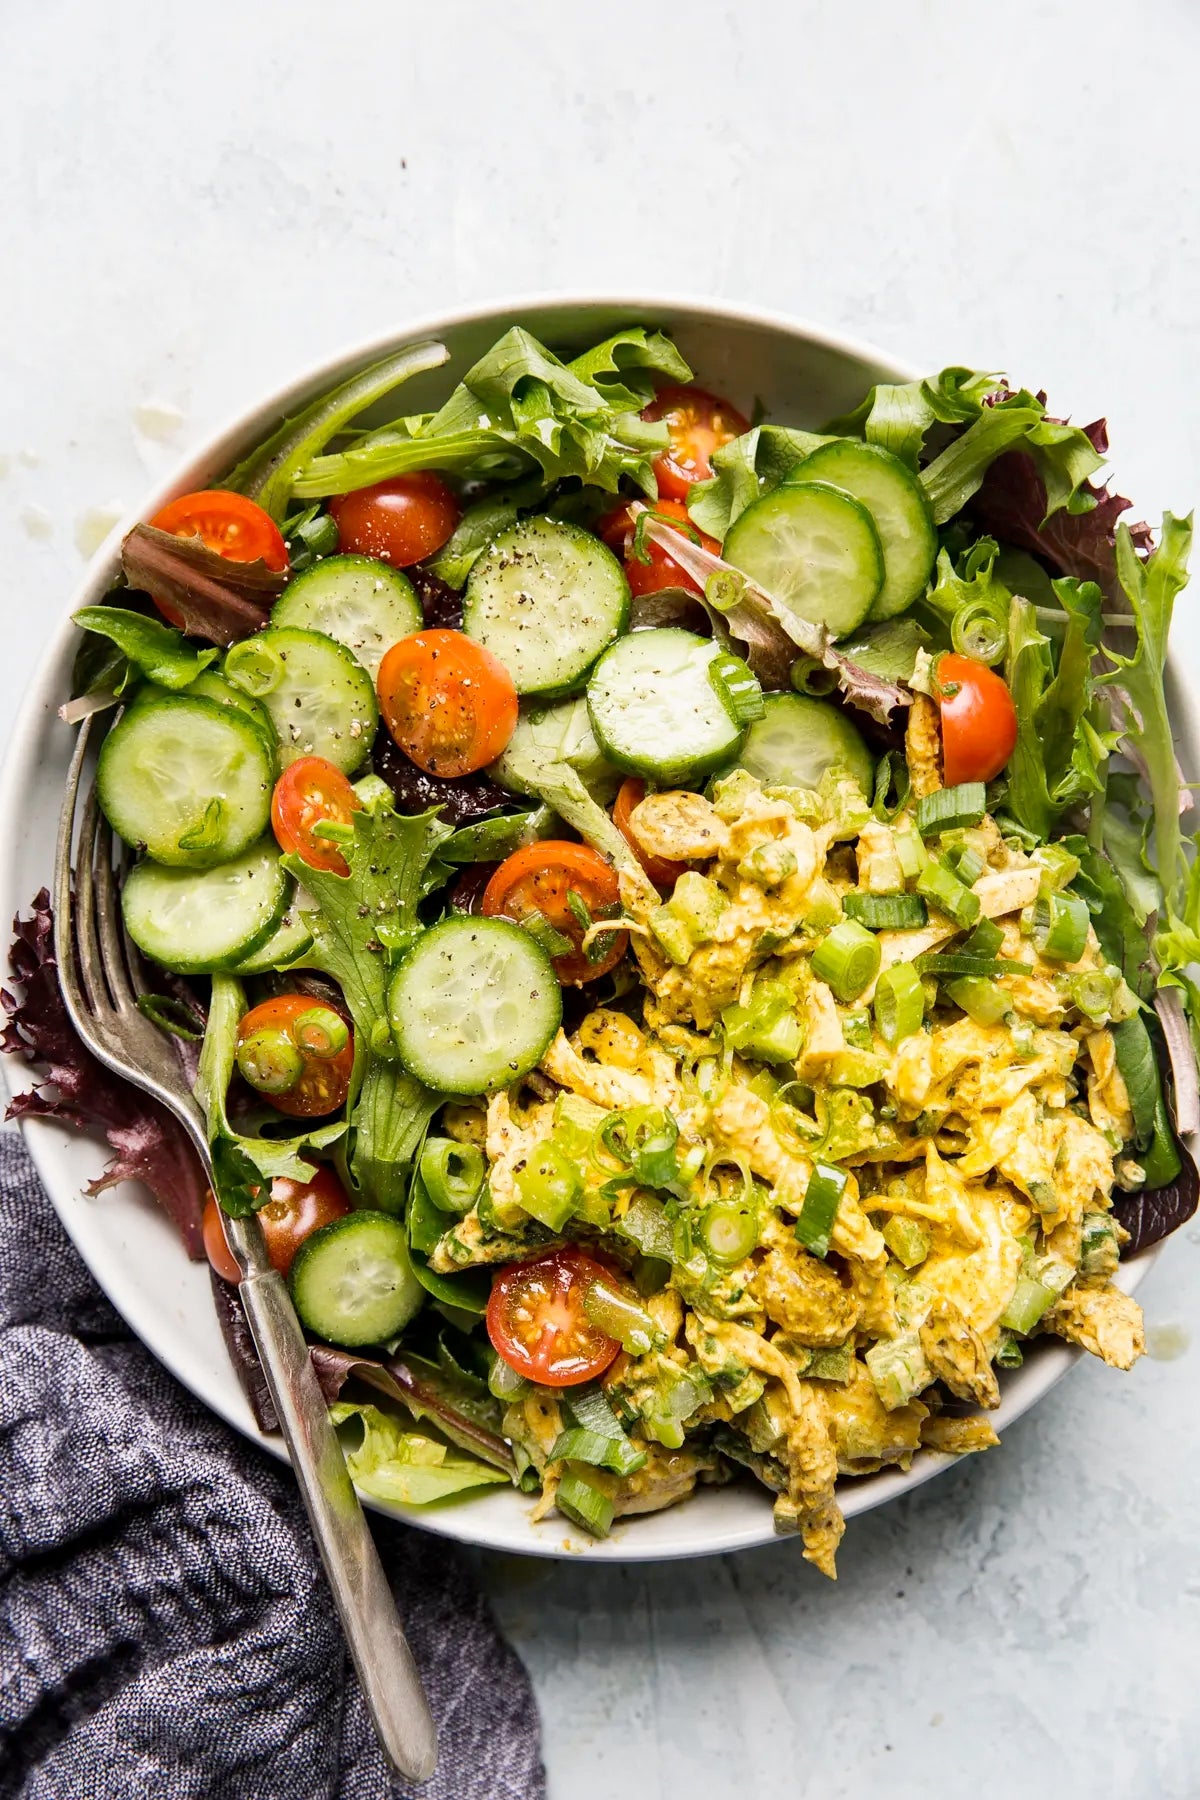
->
xmin=228 ymin=1221 xmax=439 ymax=1782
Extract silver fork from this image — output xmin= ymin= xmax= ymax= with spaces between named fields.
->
xmin=53 ymin=715 xmax=438 ymax=1784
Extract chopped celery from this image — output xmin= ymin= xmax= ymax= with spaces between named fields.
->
xmin=882 ymin=1216 xmax=931 ymax=1269
xmin=916 ymin=859 xmax=982 ymax=928
xmin=582 ymin=1278 xmax=659 ymax=1355
xmin=723 ymin=981 xmax=804 ymax=1064
xmin=1080 ymin=1211 xmax=1120 ymax=1278
xmin=671 ymin=871 xmax=725 ymax=939
xmin=866 ymin=1333 xmax=930 ymax=1409
xmin=794 ymin=1160 xmax=847 ymax=1258
xmin=738 ymin=841 xmax=797 ymax=888
xmin=805 ymin=1343 xmax=854 ymax=1383
xmin=945 ymin=975 xmax=1011 ymax=1027
xmin=515 ymin=1141 xmax=580 ymax=1231
xmin=1000 ymin=1273 xmax=1056 ymax=1335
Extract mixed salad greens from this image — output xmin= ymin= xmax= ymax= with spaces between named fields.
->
xmin=6 ymin=321 xmax=1198 ymax=1574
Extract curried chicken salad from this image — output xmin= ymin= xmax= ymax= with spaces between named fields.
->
xmin=6 ymin=321 xmax=1198 ymax=1575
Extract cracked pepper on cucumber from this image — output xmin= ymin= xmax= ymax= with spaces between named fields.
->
xmin=27 ymin=323 xmax=1200 ymax=1572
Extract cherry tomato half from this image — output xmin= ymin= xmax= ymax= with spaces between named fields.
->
xmin=937 ymin=653 xmax=1019 ymax=786
xmin=598 ymin=496 xmax=720 ymax=600
xmin=203 ymin=1167 xmax=351 ymax=1284
xmin=641 ymin=385 xmax=749 ymax=502
xmin=235 ymin=994 xmax=355 ymax=1119
xmin=486 ymin=1247 xmax=622 ymax=1386
xmin=612 ymin=778 xmax=686 ymax=891
xmin=329 ymin=473 xmax=460 ymax=569
xmin=271 ymin=755 xmax=361 ymax=876
xmin=148 ymin=489 xmax=289 ymax=626
xmin=482 ymin=840 xmax=626 ymax=985
xmin=376 ymin=629 xmax=518 ymax=778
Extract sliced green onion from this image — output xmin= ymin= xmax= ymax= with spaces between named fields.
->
xmin=1032 ymin=889 xmax=1089 ymax=963
xmin=915 ymin=782 xmax=987 ymax=837
xmin=600 ymin=1108 xmax=681 ymax=1192
xmin=894 ymin=819 xmax=926 ymax=878
xmin=794 ymin=1159 xmax=847 ymax=1258
xmin=582 ymin=1279 xmax=658 ymax=1356
xmin=842 ymin=892 xmax=929 ymax=930
xmin=520 ymin=909 xmax=575 ymax=959
xmin=915 ymin=860 xmax=982 ymax=928
xmin=225 ymin=636 xmax=285 ymax=697
xmin=236 ymin=1024 xmax=304 ymax=1095
xmin=515 ymin=1141 xmax=580 ymax=1231
xmin=812 ymin=919 xmax=881 ymax=1002
xmin=842 ymin=1011 xmax=874 ymax=1050
xmin=914 ymin=951 xmax=1022 ymax=978
xmin=1080 ymin=1211 xmax=1120 ymax=1277
xmin=292 ymin=1004 xmax=349 ymax=1059
xmin=420 ymin=1137 xmax=485 ymax=1214
xmin=549 ymin=1427 xmax=646 ymax=1477
xmin=865 ymin=1333 xmax=930 ymax=1409
xmin=961 ymin=916 xmax=1004 ymax=959
xmin=705 ymin=568 xmax=745 ymax=614
xmin=790 ymin=655 xmax=839 ymax=697
xmin=1000 ymin=1273 xmax=1057 ymax=1335
xmin=640 ymin=1368 xmax=711 ymax=1449
xmin=944 ymin=844 xmax=985 ymax=886
xmin=873 ymin=962 xmax=926 ymax=1047
xmin=882 ymin=1216 xmax=931 ymax=1268
xmin=994 ymin=1331 xmax=1024 ymax=1369
xmin=566 ymin=1385 xmax=628 ymax=1440
xmin=945 ymin=975 xmax=1011 ymax=1027
xmin=556 ymin=1467 xmax=615 ymax=1536
xmin=951 ymin=597 xmax=1008 ymax=666
xmin=1068 ymin=970 xmax=1117 ymax=1020
xmin=710 ymin=650 xmax=765 ymax=726
xmin=698 ymin=1196 xmax=761 ymax=1265
xmin=1033 ymin=842 xmax=1082 ymax=893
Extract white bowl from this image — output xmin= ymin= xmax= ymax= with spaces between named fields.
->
xmin=0 ymin=294 xmax=1167 ymax=1561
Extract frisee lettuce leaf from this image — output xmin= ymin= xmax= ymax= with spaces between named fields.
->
xmin=330 ymin=1401 xmax=510 ymax=1505
xmin=291 ymin=326 xmax=692 ymax=501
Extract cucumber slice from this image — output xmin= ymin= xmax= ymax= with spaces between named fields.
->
xmin=463 ymin=517 xmax=630 ymax=696
xmin=187 ymin=670 xmax=279 ymax=760
xmin=723 ymin=482 xmax=884 ymax=639
xmin=736 ymin=692 xmax=875 ymax=796
xmin=97 ymin=694 xmax=274 ymax=868
xmin=271 ymin=555 xmax=421 ymax=680
xmin=228 ymin=886 xmax=317 ymax=974
xmin=229 ymin=627 xmax=378 ymax=775
xmin=587 ymin=627 xmax=746 ymax=785
xmin=122 ymin=838 xmax=290 ymax=973
xmin=289 ymin=1211 xmax=423 ymax=1346
xmin=389 ymin=917 xmax=562 ymax=1096
xmin=785 ymin=441 xmax=936 ymax=621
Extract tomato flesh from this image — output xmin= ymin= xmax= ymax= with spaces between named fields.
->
xmin=203 ymin=1167 xmax=350 ymax=1283
xmin=148 ymin=489 xmax=289 ymax=625
xmin=330 ymin=472 xmax=460 ymax=569
xmin=487 ymin=1248 xmax=621 ymax=1386
xmin=271 ymin=755 xmax=361 ymax=876
xmin=937 ymin=653 xmax=1019 ymax=786
xmin=612 ymin=778 xmax=685 ymax=891
xmin=482 ymin=840 xmax=626 ymax=985
xmin=641 ymin=385 xmax=749 ymax=502
xmin=377 ymin=628 xmax=518 ymax=778
xmin=598 ymin=496 xmax=718 ymax=599
xmin=236 ymin=994 xmax=354 ymax=1119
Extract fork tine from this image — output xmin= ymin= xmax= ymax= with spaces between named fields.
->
xmin=73 ymin=780 xmax=108 ymax=1017
xmin=93 ymin=813 xmax=135 ymax=1013
xmin=53 ymin=717 xmax=93 ymax=1026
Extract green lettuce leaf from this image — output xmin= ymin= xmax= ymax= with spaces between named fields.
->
xmin=921 ymin=401 xmax=1105 ymax=527
xmin=72 ymin=606 xmax=217 ymax=691
xmin=292 ymin=326 xmax=692 ymax=501
xmin=825 ymin=366 xmax=1002 ymax=466
xmin=687 ymin=424 xmax=827 ymax=540
xmin=330 ymin=1401 xmax=510 ymax=1504
xmin=1001 ymin=580 xmax=1113 ymax=842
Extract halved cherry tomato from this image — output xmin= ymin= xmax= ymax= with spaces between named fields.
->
xmin=235 ymin=994 xmax=354 ymax=1119
xmin=203 ymin=1167 xmax=351 ymax=1284
xmin=487 ymin=1247 xmax=622 ymax=1386
xmin=376 ymin=629 xmax=518 ymax=778
xmin=329 ymin=473 xmax=460 ymax=568
xmin=271 ymin=756 xmax=361 ymax=876
xmin=598 ymin=496 xmax=719 ymax=600
xmin=937 ymin=653 xmax=1019 ymax=786
xmin=482 ymin=840 xmax=626 ymax=985
xmin=150 ymin=490 xmax=289 ymax=568
xmin=641 ymin=385 xmax=750 ymax=502
xmin=612 ymin=778 xmax=686 ymax=891
xmin=148 ymin=489 xmax=289 ymax=625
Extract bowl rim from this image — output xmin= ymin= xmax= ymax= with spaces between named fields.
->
xmin=0 ymin=290 xmax=1157 ymax=1561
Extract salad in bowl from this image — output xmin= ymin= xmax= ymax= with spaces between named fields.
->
xmin=6 ymin=317 xmax=1197 ymax=1577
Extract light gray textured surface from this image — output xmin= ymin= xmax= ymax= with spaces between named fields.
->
xmin=4 ymin=3 xmax=1199 ymax=1795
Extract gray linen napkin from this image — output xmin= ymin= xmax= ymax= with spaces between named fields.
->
xmin=0 ymin=1132 xmax=546 ymax=1800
